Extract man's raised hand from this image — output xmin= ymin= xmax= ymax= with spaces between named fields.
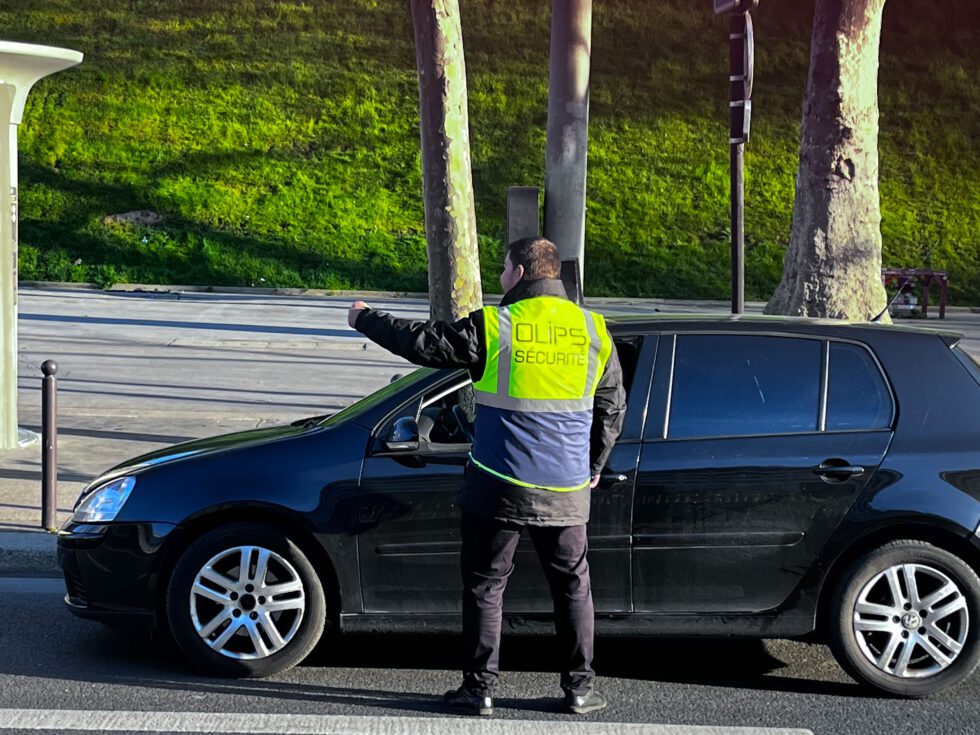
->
xmin=348 ymin=300 xmax=371 ymax=329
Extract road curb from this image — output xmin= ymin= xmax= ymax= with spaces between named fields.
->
xmin=0 ymin=530 xmax=60 ymax=577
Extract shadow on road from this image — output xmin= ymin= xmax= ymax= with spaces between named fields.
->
xmin=15 ymin=621 xmax=866 ymax=710
xmin=312 ymin=632 xmax=867 ymax=699
xmin=1 ymin=580 xmax=879 ymax=719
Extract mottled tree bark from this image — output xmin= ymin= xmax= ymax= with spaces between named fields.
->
xmin=765 ymin=0 xmax=890 ymax=322
xmin=410 ymin=0 xmax=483 ymax=322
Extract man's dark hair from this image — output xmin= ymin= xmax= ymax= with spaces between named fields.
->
xmin=506 ymin=237 xmax=561 ymax=280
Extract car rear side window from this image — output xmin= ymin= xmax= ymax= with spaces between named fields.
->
xmin=953 ymin=346 xmax=980 ymax=388
xmin=668 ymin=335 xmax=821 ymax=439
xmin=826 ymin=343 xmax=892 ymax=431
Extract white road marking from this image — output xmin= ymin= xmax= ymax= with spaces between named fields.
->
xmin=0 ymin=709 xmax=813 ymax=735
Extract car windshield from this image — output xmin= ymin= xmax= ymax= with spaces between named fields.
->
xmin=317 ymin=367 xmax=439 ymax=427
xmin=952 ymin=346 xmax=980 ymax=387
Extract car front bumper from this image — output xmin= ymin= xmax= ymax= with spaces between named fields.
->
xmin=57 ymin=521 xmax=179 ymax=626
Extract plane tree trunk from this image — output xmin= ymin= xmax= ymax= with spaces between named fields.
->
xmin=409 ymin=0 xmax=483 ymax=321
xmin=765 ymin=0 xmax=890 ymax=322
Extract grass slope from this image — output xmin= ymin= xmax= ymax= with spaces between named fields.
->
xmin=3 ymin=0 xmax=979 ymax=301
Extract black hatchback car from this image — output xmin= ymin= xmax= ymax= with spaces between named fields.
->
xmin=58 ymin=315 xmax=980 ymax=697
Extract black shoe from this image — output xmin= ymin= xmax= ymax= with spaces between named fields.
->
xmin=563 ymin=689 xmax=608 ymax=715
xmin=443 ymin=685 xmax=493 ymax=716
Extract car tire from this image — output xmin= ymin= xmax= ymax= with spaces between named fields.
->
xmin=166 ymin=522 xmax=326 ymax=678
xmin=828 ymin=539 xmax=980 ymax=697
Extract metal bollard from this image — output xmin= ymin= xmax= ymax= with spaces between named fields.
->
xmin=41 ymin=360 xmax=58 ymax=532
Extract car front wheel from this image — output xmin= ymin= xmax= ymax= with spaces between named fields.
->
xmin=166 ymin=522 xmax=326 ymax=677
xmin=829 ymin=539 xmax=980 ymax=697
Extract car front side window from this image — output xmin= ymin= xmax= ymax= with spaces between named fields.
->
xmin=417 ymin=379 xmax=475 ymax=446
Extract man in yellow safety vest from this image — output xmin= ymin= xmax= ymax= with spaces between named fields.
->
xmin=348 ymin=237 xmax=626 ymax=716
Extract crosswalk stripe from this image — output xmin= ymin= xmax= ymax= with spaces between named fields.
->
xmin=0 ymin=709 xmax=813 ymax=735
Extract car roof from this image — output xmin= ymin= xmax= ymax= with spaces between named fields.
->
xmin=602 ymin=312 xmax=964 ymax=345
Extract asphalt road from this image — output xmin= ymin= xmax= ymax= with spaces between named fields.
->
xmin=1 ymin=578 xmax=978 ymax=734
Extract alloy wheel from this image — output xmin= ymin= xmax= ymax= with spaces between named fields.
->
xmin=853 ymin=562 xmax=968 ymax=678
xmin=189 ymin=545 xmax=306 ymax=660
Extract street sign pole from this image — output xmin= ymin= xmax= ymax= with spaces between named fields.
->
xmin=715 ymin=0 xmax=756 ymax=315
xmin=729 ymin=12 xmax=751 ymax=314
xmin=730 ymin=135 xmax=745 ymax=315
xmin=0 ymin=42 xmax=82 ymax=450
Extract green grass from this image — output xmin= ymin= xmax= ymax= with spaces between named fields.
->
xmin=3 ymin=0 xmax=979 ymax=302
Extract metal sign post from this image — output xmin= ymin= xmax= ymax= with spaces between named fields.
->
xmin=506 ymin=186 xmax=540 ymax=245
xmin=714 ymin=0 xmax=757 ymax=315
xmin=0 ymin=41 xmax=82 ymax=450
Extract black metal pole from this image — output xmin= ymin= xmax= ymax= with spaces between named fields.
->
xmin=41 ymin=360 xmax=58 ymax=532
xmin=731 ymin=140 xmax=745 ymax=315
xmin=729 ymin=12 xmax=747 ymax=315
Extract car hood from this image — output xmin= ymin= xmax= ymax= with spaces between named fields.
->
xmin=94 ymin=422 xmax=323 ymax=485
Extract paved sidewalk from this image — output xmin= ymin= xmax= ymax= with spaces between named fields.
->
xmin=2 ymin=286 xmax=977 ymax=574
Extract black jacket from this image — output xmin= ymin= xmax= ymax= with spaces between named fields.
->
xmin=355 ymin=278 xmax=627 ymax=525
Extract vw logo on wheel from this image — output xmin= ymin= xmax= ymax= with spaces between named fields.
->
xmin=901 ymin=612 xmax=921 ymax=630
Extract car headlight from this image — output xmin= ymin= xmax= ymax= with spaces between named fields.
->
xmin=72 ymin=476 xmax=136 ymax=523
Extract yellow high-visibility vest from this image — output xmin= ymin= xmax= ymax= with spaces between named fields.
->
xmin=470 ymin=296 xmax=613 ymax=492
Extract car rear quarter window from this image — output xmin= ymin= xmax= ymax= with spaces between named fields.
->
xmin=826 ymin=342 xmax=893 ymax=431
xmin=953 ymin=346 xmax=980 ymax=388
xmin=668 ymin=335 xmax=821 ymax=439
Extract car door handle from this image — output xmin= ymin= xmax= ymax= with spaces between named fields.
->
xmin=599 ymin=472 xmax=628 ymax=487
xmin=813 ymin=464 xmax=865 ymax=478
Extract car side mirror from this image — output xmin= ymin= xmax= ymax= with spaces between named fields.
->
xmin=383 ymin=417 xmax=420 ymax=453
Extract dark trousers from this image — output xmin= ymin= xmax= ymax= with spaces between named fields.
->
xmin=460 ymin=513 xmax=595 ymax=696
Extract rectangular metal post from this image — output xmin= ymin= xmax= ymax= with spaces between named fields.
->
xmin=506 ymin=186 xmax=540 ymax=244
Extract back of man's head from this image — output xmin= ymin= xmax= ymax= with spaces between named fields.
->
xmin=507 ymin=237 xmax=561 ymax=281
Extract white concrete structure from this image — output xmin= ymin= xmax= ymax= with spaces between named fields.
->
xmin=0 ymin=41 xmax=82 ymax=449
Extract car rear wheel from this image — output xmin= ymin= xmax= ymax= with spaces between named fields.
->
xmin=829 ymin=539 xmax=980 ymax=697
xmin=166 ymin=523 xmax=326 ymax=677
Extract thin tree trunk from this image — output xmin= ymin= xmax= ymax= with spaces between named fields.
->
xmin=764 ymin=0 xmax=890 ymax=321
xmin=410 ymin=0 xmax=483 ymax=321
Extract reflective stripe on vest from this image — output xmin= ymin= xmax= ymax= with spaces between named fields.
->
xmin=470 ymin=296 xmax=613 ymax=492
xmin=469 ymin=453 xmax=590 ymax=491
